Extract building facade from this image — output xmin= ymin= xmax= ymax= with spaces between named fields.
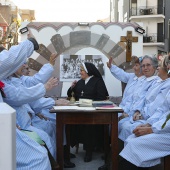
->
xmin=110 ymin=0 xmax=170 ymax=56
xmin=0 ymin=0 xmax=35 ymax=47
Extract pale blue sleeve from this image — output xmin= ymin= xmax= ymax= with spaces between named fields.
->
xmin=21 ymin=63 xmax=54 ymax=87
xmin=122 ymin=94 xmax=133 ymax=115
xmin=152 ymin=112 xmax=170 ymax=134
xmin=128 ymin=79 xmax=157 ymax=115
xmin=24 ymin=103 xmax=36 ymax=116
xmin=3 ymin=82 xmax=46 ymax=107
xmin=109 ymin=64 xmax=132 ymax=83
xmin=147 ymin=109 xmax=166 ymax=126
xmin=29 ymin=97 xmax=55 ymax=113
xmin=0 ymin=40 xmax=34 ymax=80
xmin=147 ymin=91 xmax=170 ymax=125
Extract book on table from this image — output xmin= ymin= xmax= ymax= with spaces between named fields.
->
xmin=92 ymin=100 xmax=114 ymax=107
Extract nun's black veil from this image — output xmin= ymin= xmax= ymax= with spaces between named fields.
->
xmin=84 ymin=62 xmax=109 ymax=97
xmin=84 ymin=62 xmax=102 ymax=78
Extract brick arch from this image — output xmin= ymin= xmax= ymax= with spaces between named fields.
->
xmin=30 ymin=29 xmax=135 ymax=74
xmin=48 ymin=30 xmax=132 ymax=71
xmin=29 ymin=30 xmax=132 ymax=97
xmin=50 ymin=30 xmax=120 ymax=60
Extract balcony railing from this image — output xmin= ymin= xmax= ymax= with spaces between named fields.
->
xmin=130 ymin=5 xmax=164 ymax=17
xmin=143 ymin=33 xmax=164 ymax=43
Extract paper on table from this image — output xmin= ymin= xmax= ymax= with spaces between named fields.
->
xmin=53 ymin=106 xmax=96 ymax=110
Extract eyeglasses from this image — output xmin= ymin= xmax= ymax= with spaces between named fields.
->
xmin=141 ymin=64 xmax=152 ymax=68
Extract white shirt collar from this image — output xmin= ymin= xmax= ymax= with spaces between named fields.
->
xmin=133 ymin=75 xmax=145 ymax=80
xmin=85 ymin=76 xmax=93 ymax=84
xmin=157 ymin=77 xmax=170 ymax=83
xmin=138 ymin=75 xmax=145 ymax=80
xmin=133 ymin=76 xmax=138 ymax=80
xmin=146 ymin=76 xmax=157 ymax=81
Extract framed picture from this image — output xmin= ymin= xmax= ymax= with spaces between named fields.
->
xmin=60 ymin=54 xmax=105 ymax=81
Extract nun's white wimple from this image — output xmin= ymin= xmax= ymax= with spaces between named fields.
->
xmin=82 ymin=63 xmax=88 ymax=73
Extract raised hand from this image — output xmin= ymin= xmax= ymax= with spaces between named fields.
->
xmin=106 ymin=57 xmax=113 ymax=68
xmin=71 ymin=80 xmax=77 ymax=89
xmin=27 ymin=28 xmax=35 ymax=39
xmin=44 ymin=77 xmax=59 ymax=91
xmin=49 ymin=53 xmax=58 ymax=66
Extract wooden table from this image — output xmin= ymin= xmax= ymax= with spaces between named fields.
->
xmin=50 ymin=107 xmax=123 ymax=170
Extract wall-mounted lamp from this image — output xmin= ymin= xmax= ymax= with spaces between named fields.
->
xmin=19 ymin=27 xmax=29 ymax=34
xmin=135 ymin=27 xmax=145 ymax=34
xmin=78 ymin=22 xmax=89 ymax=26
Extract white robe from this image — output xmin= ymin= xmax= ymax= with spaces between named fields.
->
xmin=0 ymin=40 xmax=51 ymax=170
xmin=3 ymin=77 xmax=56 ymax=159
xmin=119 ymin=78 xmax=170 ymax=141
xmin=0 ymin=40 xmax=34 ymax=80
xmin=120 ymin=109 xmax=170 ymax=167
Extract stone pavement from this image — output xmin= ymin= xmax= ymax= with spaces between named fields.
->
xmin=64 ymin=144 xmax=164 ymax=170
xmin=64 ymin=144 xmax=105 ymax=170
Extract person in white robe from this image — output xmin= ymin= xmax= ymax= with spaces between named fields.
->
xmin=2 ymin=75 xmax=58 ymax=160
xmin=119 ymin=56 xmax=170 ymax=141
xmin=107 ymin=56 xmax=158 ymax=133
xmin=119 ymin=90 xmax=170 ymax=168
xmin=107 ymin=56 xmax=144 ymax=117
xmin=0 ymin=39 xmax=52 ymax=170
xmin=13 ymin=54 xmax=58 ymax=145
xmin=0 ymin=38 xmax=38 ymax=80
xmin=98 ymin=55 xmax=158 ymax=170
xmin=20 ymin=61 xmax=76 ymax=168
xmin=20 ymin=54 xmax=58 ymax=123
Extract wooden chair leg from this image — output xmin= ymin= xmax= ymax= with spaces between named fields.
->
xmin=104 ymin=125 xmax=110 ymax=163
xmin=164 ymin=155 xmax=170 ymax=170
xmin=65 ymin=125 xmax=70 ymax=161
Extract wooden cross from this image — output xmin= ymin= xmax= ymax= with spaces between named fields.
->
xmin=121 ymin=31 xmax=138 ymax=62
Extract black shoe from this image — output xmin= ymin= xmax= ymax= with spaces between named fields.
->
xmin=98 ymin=164 xmax=109 ymax=170
xmin=84 ymin=151 xmax=92 ymax=162
xmin=64 ymin=160 xmax=75 ymax=168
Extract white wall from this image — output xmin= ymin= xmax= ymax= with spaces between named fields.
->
xmin=0 ymin=103 xmax=16 ymax=170
xmin=143 ymin=46 xmax=158 ymax=55
xmin=19 ymin=22 xmax=143 ymax=97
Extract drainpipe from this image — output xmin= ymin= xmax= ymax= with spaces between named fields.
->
xmin=168 ymin=19 xmax=170 ymax=52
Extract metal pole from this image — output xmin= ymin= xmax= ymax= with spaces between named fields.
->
xmin=110 ymin=0 xmax=111 ymax=22
xmin=168 ymin=19 xmax=170 ymax=52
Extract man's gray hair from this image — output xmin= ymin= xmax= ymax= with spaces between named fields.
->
xmin=142 ymin=55 xmax=158 ymax=68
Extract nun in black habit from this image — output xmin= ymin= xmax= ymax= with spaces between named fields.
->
xmin=67 ymin=62 xmax=109 ymax=162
